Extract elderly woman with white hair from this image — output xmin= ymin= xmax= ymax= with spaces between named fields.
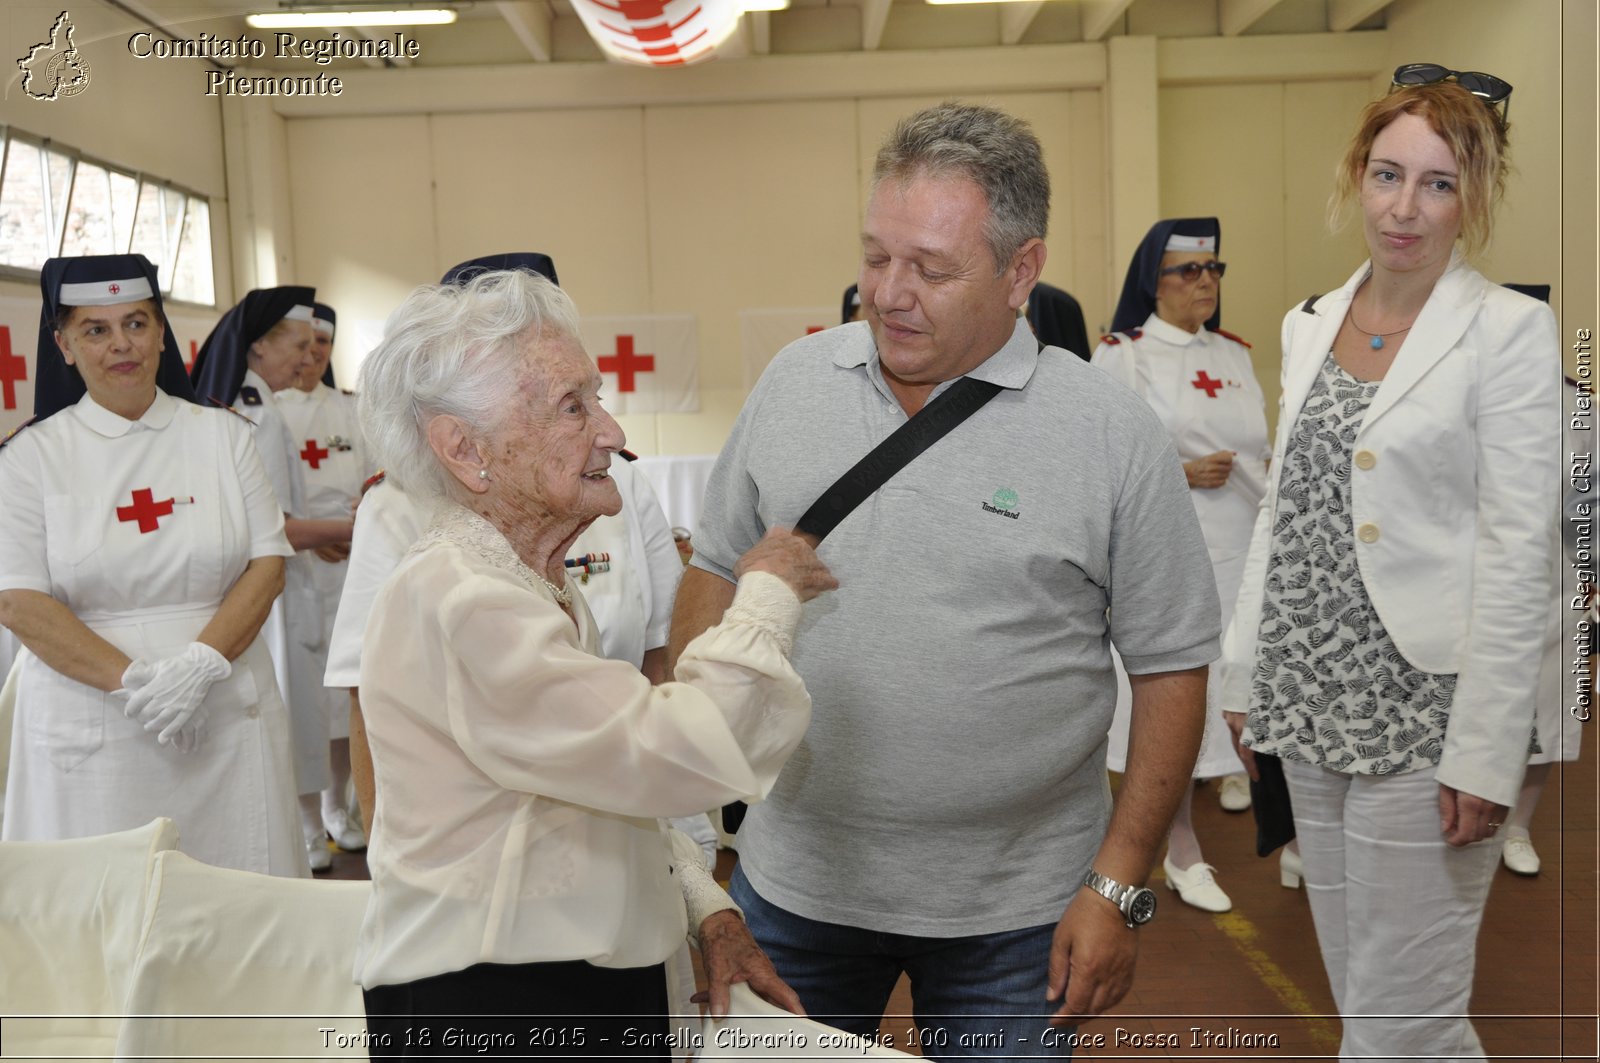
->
xmin=352 ymin=269 xmax=835 ymax=1056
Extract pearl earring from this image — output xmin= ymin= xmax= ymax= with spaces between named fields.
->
xmin=478 ymin=469 xmax=489 ymax=481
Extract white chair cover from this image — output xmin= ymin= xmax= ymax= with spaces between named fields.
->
xmin=0 ymin=816 xmax=180 ymax=1058
xmin=700 ymin=983 xmax=913 ymax=1059
xmin=112 ymin=849 xmax=372 ymax=1060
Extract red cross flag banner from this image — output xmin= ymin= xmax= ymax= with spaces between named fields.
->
xmin=738 ymin=307 xmax=836 ymax=392
xmin=0 ymin=294 xmax=43 ymax=435
xmin=163 ymin=311 xmax=225 ymax=376
xmin=579 ymin=314 xmax=699 ymax=415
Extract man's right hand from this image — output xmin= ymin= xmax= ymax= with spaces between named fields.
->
xmin=1045 ymin=891 xmax=1138 ymax=1023
xmin=734 ymin=527 xmax=839 ymax=603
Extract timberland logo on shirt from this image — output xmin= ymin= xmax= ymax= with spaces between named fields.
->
xmin=982 ymin=487 xmax=1021 ymax=520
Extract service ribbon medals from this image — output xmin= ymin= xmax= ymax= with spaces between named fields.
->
xmin=564 ymin=552 xmax=612 ymax=584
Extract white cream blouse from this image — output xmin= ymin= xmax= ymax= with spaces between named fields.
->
xmin=354 ymin=505 xmax=809 ymax=988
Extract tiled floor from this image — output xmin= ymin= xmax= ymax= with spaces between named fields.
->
xmin=327 ymin=734 xmax=1597 ymax=1060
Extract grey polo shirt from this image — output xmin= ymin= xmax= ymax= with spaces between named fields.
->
xmin=691 ymin=318 xmax=1220 ymax=936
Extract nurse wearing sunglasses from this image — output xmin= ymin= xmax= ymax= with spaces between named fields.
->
xmin=1092 ymin=217 xmax=1270 ymax=916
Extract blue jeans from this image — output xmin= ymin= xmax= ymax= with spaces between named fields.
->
xmin=729 ymin=865 xmax=1074 ymax=1059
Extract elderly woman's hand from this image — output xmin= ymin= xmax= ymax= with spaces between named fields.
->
xmin=734 ymin=527 xmax=839 ymax=603
xmin=691 ymin=910 xmax=806 ymax=1020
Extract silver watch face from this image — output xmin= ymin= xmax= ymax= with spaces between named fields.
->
xmin=1127 ymin=888 xmax=1157 ymax=925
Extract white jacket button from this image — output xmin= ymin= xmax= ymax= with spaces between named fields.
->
xmin=1356 ymin=522 xmax=1380 ymax=543
xmin=1354 ymin=449 xmax=1376 ymax=470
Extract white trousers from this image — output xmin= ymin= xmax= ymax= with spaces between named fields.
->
xmin=1283 ymin=759 xmax=1500 ymax=1062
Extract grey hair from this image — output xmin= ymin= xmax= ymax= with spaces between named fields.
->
xmin=357 ymin=269 xmax=582 ymax=502
xmin=872 ymin=102 xmax=1050 ymax=272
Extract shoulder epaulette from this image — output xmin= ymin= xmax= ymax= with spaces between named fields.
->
xmin=0 ymin=416 xmax=37 ymax=451
xmin=341 ymin=388 xmax=355 ymax=396
xmin=1212 ymin=327 xmax=1252 ymax=349
xmin=361 ymin=470 xmax=386 ymax=496
xmin=239 ymin=385 xmax=263 ymax=406
xmin=204 ymin=395 xmax=255 ymax=425
xmin=1299 ymin=294 xmax=1322 ymax=314
xmin=619 ymin=448 xmax=639 ymax=462
xmin=1098 ymin=328 xmax=1141 ymax=346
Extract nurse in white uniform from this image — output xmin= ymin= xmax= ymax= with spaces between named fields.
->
xmin=194 ymin=286 xmax=355 ymax=870
xmin=1092 ymin=218 xmax=1271 ymax=912
xmin=0 ymin=254 xmax=304 ymax=876
xmin=276 ymin=302 xmax=371 ymax=853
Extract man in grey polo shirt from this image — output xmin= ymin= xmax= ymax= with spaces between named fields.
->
xmin=669 ymin=103 xmax=1220 ymax=1050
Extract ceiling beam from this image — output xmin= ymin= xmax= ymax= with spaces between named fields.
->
xmin=1000 ymin=1 xmax=1044 ymax=45
xmin=269 ymin=40 xmax=1112 ymax=117
xmin=1328 ymin=0 xmax=1395 ymax=32
xmin=749 ymin=10 xmax=771 ymax=55
xmin=1219 ymin=0 xmax=1284 ymax=36
xmin=1080 ymin=0 xmax=1134 ymax=41
xmin=495 ymin=1 xmax=553 ymax=63
xmin=862 ymin=0 xmax=892 ymax=51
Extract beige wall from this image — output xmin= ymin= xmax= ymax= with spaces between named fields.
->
xmin=2 ymin=0 xmax=1586 ymax=449
xmin=1157 ymin=78 xmax=1372 ymax=424
xmin=283 ymin=87 xmax=1105 ymax=454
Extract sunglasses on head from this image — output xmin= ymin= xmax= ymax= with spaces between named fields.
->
xmin=1392 ymin=63 xmax=1512 ymax=117
xmin=1159 ymin=261 xmax=1226 ymax=282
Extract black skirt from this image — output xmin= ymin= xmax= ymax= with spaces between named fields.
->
xmin=363 ymin=958 xmax=671 ymax=1060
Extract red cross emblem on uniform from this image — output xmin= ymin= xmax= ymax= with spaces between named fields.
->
xmin=599 ymin=335 xmax=654 ymax=393
xmin=300 ymin=439 xmax=330 ymax=469
xmin=116 ymin=488 xmax=174 ymax=534
xmin=108 ymin=283 xmax=121 ymax=295
xmin=0 ymin=326 xmax=26 ymax=411
xmin=1191 ymin=371 xmax=1223 ymax=398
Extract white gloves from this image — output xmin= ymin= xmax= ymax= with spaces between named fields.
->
xmin=120 ymin=642 xmax=232 ymax=752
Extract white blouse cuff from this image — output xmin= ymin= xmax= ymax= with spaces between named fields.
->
xmin=670 ymin=827 xmax=740 ymax=947
xmin=723 ymin=571 xmax=803 ymax=657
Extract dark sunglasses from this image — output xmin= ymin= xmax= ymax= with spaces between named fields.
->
xmin=1159 ymin=261 xmax=1226 ymax=282
xmin=1392 ymin=63 xmax=1512 ymax=117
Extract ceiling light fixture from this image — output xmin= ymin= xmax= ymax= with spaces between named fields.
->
xmin=246 ymin=7 xmax=460 ymax=28
xmin=741 ymin=0 xmax=791 ymax=10
xmin=923 ymin=0 xmax=1050 ymax=5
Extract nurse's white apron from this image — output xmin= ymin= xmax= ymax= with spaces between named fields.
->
xmin=1097 ymin=319 xmax=1268 ymax=778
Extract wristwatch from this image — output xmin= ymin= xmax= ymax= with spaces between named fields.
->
xmin=1082 ymin=868 xmax=1157 ymax=928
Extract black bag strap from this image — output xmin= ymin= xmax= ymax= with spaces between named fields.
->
xmin=795 ymin=375 xmax=1003 ymax=543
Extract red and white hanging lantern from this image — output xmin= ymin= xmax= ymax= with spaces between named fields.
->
xmin=572 ymin=0 xmax=742 ymax=67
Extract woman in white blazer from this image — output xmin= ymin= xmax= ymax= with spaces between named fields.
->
xmin=1219 ymin=69 xmax=1559 ymax=1060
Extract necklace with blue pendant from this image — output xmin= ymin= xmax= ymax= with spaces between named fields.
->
xmin=1348 ymin=300 xmax=1415 ymax=350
